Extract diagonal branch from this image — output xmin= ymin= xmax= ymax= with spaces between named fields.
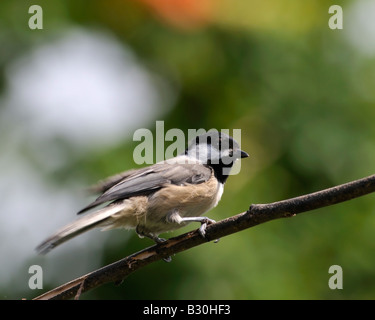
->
xmin=33 ymin=174 xmax=375 ymax=300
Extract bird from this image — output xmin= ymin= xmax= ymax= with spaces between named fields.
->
xmin=36 ymin=131 xmax=249 ymax=255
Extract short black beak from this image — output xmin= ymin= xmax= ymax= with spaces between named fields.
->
xmin=240 ymin=150 xmax=249 ymax=158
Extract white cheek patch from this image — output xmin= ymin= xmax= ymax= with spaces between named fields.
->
xmin=187 ymin=144 xmax=220 ymax=164
xmin=220 ymin=148 xmax=231 ymax=158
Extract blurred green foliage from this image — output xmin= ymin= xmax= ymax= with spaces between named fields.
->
xmin=1 ymin=0 xmax=375 ymax=299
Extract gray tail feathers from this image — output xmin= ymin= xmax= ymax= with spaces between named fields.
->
xmin=36 ymin=203 xmax=127 ymax=255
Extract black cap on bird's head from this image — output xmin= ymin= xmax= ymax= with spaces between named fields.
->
xmin=185 ymin=131 xmax=249 ymax=183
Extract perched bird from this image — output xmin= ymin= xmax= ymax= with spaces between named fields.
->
xmin=36 ymin=131 xmax=249 ymax=254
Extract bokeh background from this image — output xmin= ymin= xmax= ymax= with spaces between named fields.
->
xmin=1 ymin=0 xmax=375 ymax=300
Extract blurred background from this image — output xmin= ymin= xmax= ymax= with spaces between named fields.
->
xmin=1 ymin=0 xmax=375 ymax=299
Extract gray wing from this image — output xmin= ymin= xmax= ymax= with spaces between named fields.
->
xmin=77 ymin=162 xmax=212 ymax=214
xmin=86 ymin=168 xmax=139 ymax=194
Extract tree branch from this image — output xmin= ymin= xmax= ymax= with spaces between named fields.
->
xmin=33 ymin=174 xmax=375 ymax=300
